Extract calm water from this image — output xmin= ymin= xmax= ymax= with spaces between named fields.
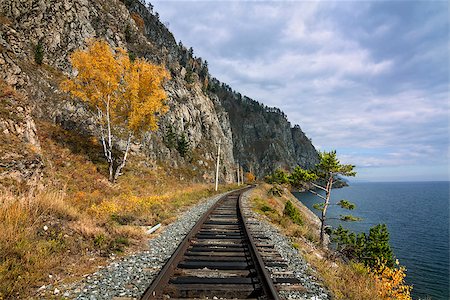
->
xmin=293 ymin=181 xmax=449 ymax=300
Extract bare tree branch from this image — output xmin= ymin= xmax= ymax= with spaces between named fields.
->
xmin=311 ymin=182 xmax=327 ymax=192
xmin=308 ymin=189 xmax=327 ymax=201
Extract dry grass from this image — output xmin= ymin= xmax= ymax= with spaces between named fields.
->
xmin=0 ymin=120 xmax=238 ymax=299
xmin=0 ymin=190 xmax=74 ymax=298
xmin=248 ymin=183 xmax=382 ymax=300
xmin=131 ymin=13 xmax=145 ymax=32
xmin=304 ymin=252 xmax=382 ymax=300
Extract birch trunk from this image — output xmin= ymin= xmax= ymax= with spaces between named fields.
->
xmin=113 ymin=133 xmax=132 ymax=183
xmin=105 ymin=98 xmax=114 ymax=182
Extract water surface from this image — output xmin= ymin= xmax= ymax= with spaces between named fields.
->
xmin=293 ymin=181 xmax=449 ymax=299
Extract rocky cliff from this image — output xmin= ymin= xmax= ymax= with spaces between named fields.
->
xmin=210 ymin=79 xmax=319 ymax=176
xmin=0 ymin=0 xmax=318 ymax=186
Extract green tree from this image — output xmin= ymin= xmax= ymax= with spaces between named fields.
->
xmin=365 ymin=224 xmax=395 ymax=268
xmin=289 ymin=150 xmax=357 ymax=247
xmin=332 ymin=224 xmax=395 ymax=269
xmin=34 ymin=39 xmax=44 ymax=65
xmin=332 ymin=225 xmax=366 ymax=260
xmin=177 ymin=133 xmax=190 ymax=158
xmin=164 ymin=125 xmax=177 ymax=149
xmin=284 ymin=200 xmax=303 ymax=225
xmin=265 ymin=169 xmax=290 ymax=185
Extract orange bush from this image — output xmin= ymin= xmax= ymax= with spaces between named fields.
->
xmin=245 ymin=172 xmax=256 ymax=183
xmin=370 ymin=260 xmax=412 ymax=300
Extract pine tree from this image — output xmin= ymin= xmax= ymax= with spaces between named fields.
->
xmin=365 ymin=224 xmax=395 ymax=268
xmin=177 ymin=133 xmax=190 ymax=158
xmin=164 ymin=125 xmax=177 ymax=149
xmin=289 ymin=150 xmax=357 ymax=247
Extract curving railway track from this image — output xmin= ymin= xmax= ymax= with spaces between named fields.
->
xmin=141 ymin=187 xmax=282 ymax=299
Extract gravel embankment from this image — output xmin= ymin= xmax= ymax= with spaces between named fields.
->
xmin=51 ymin=192 xmax=229 ymax=300
xmin=241 ymin=191 xmax=330 ymax=300
xmin=51 ymin=188 xmax=329 ymax=300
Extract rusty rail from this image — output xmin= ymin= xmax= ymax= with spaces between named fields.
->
xmin=140 ymin=186 xmax=281 ymax=299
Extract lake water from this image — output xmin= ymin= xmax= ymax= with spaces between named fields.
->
xmin=293 ymin=181 xmax=449 ymax=300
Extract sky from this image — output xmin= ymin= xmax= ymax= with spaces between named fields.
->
xmin=150 ymin=0 xmax=449 ymax=182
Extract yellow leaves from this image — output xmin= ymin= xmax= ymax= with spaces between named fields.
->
xmin=89 ymin=194 xmax=170 ymax=218
xmin=122 ymin=59 xmax=170 ymax=133
xmin=370 ymin=259 xmax=413 ymax=300
xmin=244 ymin=172 xmax=256 ymax=183
xmin=61 ymin=38 xmax=170 ymax=135
xmin=61 ymin=39 xmax=123 ymax=108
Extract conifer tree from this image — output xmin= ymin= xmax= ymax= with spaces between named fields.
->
xmin=289 ymin=150 xmax=357 ymax=247
xmin=177 ymin=133 xmax=190 ymax=158
xmin=164 ymin=125 xmax=177 ymax=149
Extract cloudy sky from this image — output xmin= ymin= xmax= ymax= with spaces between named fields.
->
xmin=151 ymin=0 xmax=449 ymax=182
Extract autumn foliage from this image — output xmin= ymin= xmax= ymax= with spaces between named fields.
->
xmin=61 ymin=39 xmax=170 ymax=182
xmin=370 ymin=260 xmax=412 ymax=300
xmin=244 ymin=172 xmax=256 ymax=183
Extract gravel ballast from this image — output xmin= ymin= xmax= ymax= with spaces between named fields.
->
xmin=241 ymin=191 xmax=330 ymax=300
xmin=52 ymin=188 xmax=330 ymax=300
xmin=52 ymin=192 xmax=229 ymax=300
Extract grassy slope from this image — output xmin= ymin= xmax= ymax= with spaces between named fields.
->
xmin=248 ymin=183 xmax=383 ymax=300
xmin=0 ymin=120 xmax=237 ymax=299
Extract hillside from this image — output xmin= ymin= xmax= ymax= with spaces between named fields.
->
xmin=0 ymin=0 xmax=317 ymax=189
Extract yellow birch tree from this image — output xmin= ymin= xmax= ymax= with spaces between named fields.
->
xmin=61 ymin=39 xmax=170 ymax=182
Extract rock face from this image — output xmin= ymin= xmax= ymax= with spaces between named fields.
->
xmin=0 ymin=0 xmax=317 ymax=186
xmin=0 ymin=82 xmax=43 ymax=189
xmin=211 ymin=80 xmax=319 ymax=177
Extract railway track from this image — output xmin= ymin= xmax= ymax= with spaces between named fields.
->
xmin=141 ymin=187 xmax=283 ymax=299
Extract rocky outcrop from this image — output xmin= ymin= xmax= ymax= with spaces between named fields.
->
xmin=0 ymin=81 xmax=43 ymax=190
xmin=0 ymin=0 xmax=317 ymax=186
xmin=210 ymin=80 xmax=319 ymax=177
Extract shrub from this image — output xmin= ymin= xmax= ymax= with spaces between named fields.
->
xmin=268 ymin=185 xmax=283 ymax=197
xmin=284 ymin=200 xmax=303 ymax=225
xmin=128 ymin=51 xmax=136 ymax=62
xmin=261 ymin=204 xmax=275 ymax=213
xmin=245 ymin=172 xmax=256 ymax=183
xmin=370 ymin=260 xmax=412 ymax=300
xmin=34 ymin=39 xmax=44 ymax=65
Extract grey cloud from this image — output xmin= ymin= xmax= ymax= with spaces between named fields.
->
xmin=152 ymin=0 xmax=448 ymax=180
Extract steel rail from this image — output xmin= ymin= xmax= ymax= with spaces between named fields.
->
xmin=238 ymin=191 xmax=281 ymax=300
xmin=140 ymin=185 xmax=280 ymax=299
xmin=140 ymin=190 xmax=232 ymax=299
